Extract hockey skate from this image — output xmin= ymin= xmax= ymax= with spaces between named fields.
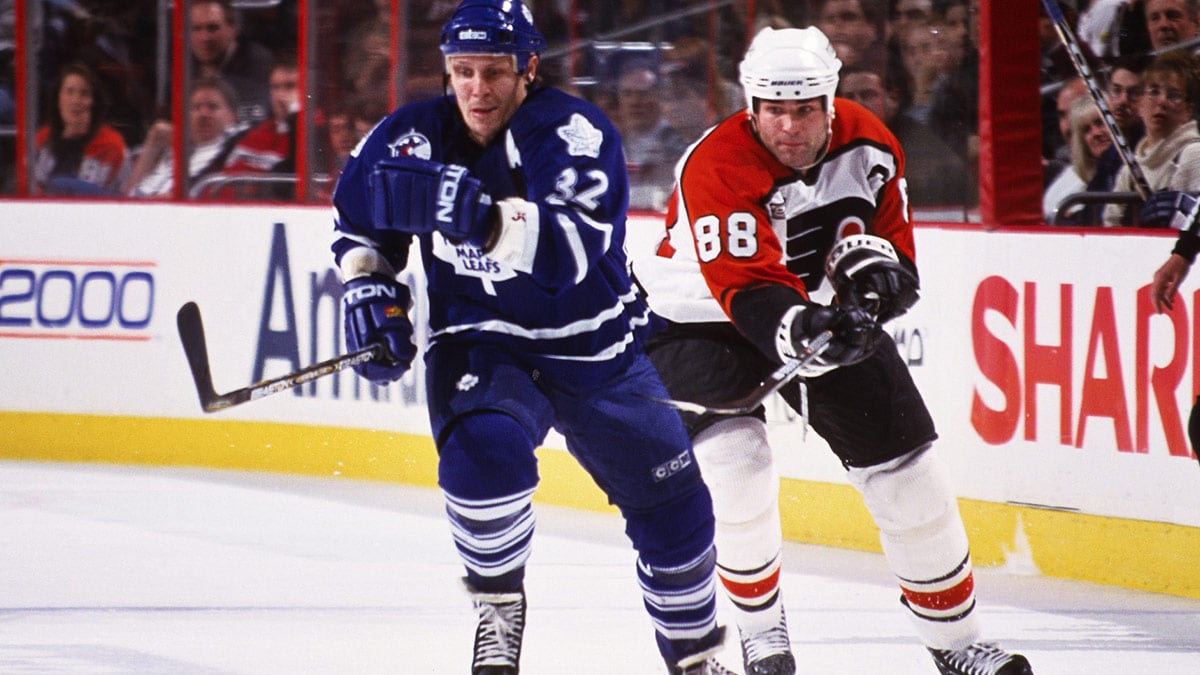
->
xmin=669 ymin=655 xmax=738 ymax=675
xmin=738 ymin=607 xmax=795 ymax=675
xmin=667 ymin=626 xmax=737 ymax=675
xmin=927 ymin=641 xmax=1033 ymax=675
xmin=468 ymin=583 xmax=526 ymax=675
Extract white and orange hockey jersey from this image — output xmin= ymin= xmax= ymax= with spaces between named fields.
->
xmin=636 ymin=98 xmax=915 ymax=335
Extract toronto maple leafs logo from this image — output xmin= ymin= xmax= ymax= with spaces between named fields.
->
xmin=388 ymin=129 xmax=432 ymax=159
xmin=456 ymin=373 xmax=480 ymax=392
xmin=557 ymin=113 xmax=603 ymax=158
xmin=432 ymin=235 xmax=517 ymax=296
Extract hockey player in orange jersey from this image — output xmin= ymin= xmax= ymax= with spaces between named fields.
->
xmin=635 ymin=26 xmax=1034 ymax=675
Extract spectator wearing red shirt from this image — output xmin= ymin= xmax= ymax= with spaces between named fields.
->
xmin=33 ymin=62 xmax=128 ymax=196
xmin=211 ymin=57 xmax=298 ymax=200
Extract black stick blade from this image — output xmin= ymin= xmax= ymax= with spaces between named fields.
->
xmin=175 ymin=300 xmax=384 ymax=413
xmin=176 ymin=301 xmax=223 ymax=412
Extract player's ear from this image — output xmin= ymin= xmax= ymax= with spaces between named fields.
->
xmin=524 ymin=54 xmax=539 ymax=84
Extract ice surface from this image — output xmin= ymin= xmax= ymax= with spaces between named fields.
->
xmin=2 ymin=461 xmax=1198 ymax=674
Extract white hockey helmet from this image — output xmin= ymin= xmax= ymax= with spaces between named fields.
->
xmin=738 ymin=26 xmax=842 ymax=112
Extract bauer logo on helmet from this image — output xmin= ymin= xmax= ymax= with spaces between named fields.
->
xmin=738 ymin=26 xmax=842 ymax=110
xmin=440 ymin=0 xmax=546 ymax=73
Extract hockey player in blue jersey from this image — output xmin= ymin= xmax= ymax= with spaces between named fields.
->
xmin=329 ymin=1 xmax=731 ymax=673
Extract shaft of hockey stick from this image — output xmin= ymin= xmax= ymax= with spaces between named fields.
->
xmin=652 ymin=330 xmax=834 ymax=416
xmin=176 ymin=301 xmax=384 ymax=413
xmin=1041 ymin=0 xmax=1151 ymax=200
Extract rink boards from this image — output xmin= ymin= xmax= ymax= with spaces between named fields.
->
xmin=2 ymin=200 xmax=1199 ymax=599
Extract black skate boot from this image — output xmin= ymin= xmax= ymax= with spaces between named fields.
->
xmin=739 ymin=607 xmax=796 ymax=675
xmin=928 ymin=641 xmax=1033 ymax=675
xmin=468 ymin=583 xmax=526 ymax=675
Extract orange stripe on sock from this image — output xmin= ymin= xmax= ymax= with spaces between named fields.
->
xmin=900 ymin=573 xmax=975 ymax=611
xmin=719 ymin=567 xmax=781 ymax=601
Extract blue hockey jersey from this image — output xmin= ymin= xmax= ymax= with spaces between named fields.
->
xmin=332 ymin=86 xmax=648 ymax=363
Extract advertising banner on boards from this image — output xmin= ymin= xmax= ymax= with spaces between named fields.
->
xmin=3 ymin=202 xmax=1200 ymax=529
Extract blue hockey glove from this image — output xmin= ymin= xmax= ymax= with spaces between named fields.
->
xmin=1138 ymin=191 xmax=1199 ymax=229
xmin=369 ymin=155 xmax=496 ymax=247
xmin=791 ymin=302 xmax=881 ymax=367
xmin=342 ymin=275 xmax=416 ymax=384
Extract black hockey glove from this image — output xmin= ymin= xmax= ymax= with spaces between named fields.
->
xmin=369 ymin=156 xmax=497 ymax=248
xmin=1138 ymin=191 xmax=1199 ymax=229
xmin=825 ymin=235 xmax=920 ymax=323
xmin=342 ymin=275 xmax=416 ymax=384
xmin=791 ymin=302 xmax=881 ymax=367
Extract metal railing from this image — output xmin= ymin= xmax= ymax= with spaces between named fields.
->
xmin=189 ymin=172 xmax=335 ymax=200
xmin=1052 ymin=190 xmax=1142 ymax=225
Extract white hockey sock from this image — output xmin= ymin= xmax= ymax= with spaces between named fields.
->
xmin=694 ymin=418 xmax=786 ymax=635
xmin=848 ymin=444 xmax=981 ymax=650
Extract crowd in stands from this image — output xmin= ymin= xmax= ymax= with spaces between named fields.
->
xmin=567 ymin=0 xmax=982 ymax=211
xmin=1041 ymin=0 xmax=1200 ymax=226
xmin=7 ymin=0 xmax=381 ymax=200
xmin=1 ymin=0 xmax=990 ymax=210
xmin=19 ymin=0 xmax=1194 ymax=227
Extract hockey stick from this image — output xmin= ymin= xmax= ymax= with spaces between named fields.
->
xmin=1041 ymin=0 xmax=1151 ymax=199
xmin=176 ymin=301 xmax=383 ymax=413
xmin=652 ymin=330 xmax=833 ymax=416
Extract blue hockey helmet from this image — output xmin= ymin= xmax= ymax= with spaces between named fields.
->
xmin=439 ymin=0 xmax=547 ymax=73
